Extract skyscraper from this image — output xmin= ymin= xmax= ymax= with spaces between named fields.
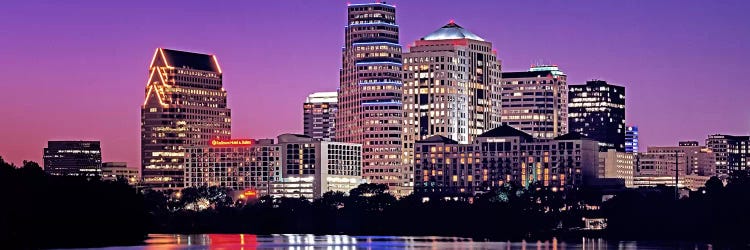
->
xmin=303 ymin=92 xmax=338 ymax=141
xmin=568 ymin=80 xmax=626 ymax=152
xmin=625 ymin=125 xmax=639 ymax=153
xmin=500 ymin=65 xmax=568 ymax=139
xmin=141 ymin=48 xmax=231 ymax=190
xmin=338 ymin=2 xmax=408 ymax=195
xmin=43 ymin=141 xmax=102 ymax=177
xmin=706 ymin=134 xmax=750 ymax=176
xmin=402 ymin=21 xmax=502 ymax=166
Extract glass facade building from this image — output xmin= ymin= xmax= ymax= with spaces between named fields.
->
xmin=303 ymin=92 xmax=338 ymax=141
xmin=43 ymin=141 xmax=102 ymax=177
xmin=337 ymin=2 xmax=408 ymax=195
xmin=141 ymin=48 xmax=231 ymax=190
xmin=568 ymin=80 xmax=626 ymax=152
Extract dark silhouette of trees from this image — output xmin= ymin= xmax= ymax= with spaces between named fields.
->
xmin=0 ymin=157 xmax=148 ymax=248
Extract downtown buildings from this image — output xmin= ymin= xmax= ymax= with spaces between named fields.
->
xmin=337 ymin=2 xmax=409 ymax=195
xmin=413 ymin=125 xmax=600 ymax=196
xmin=634 ymin=141 xmax=716 ymax=190
xmin=625 ymin=126 xmax=639 ymax=153
xmin=500 ymin=65 xmax=568 ymax=139
xmin=303 ymin=92 xmax=338 ymax=141
xmin=402 ymin=21 xmax=502 ymax=168
xmin=568 ymin=80 xmax=626 ymax=152
xmin=706 ymin=134 xmax=750 ymax=176
xmin=184 ymin=135 xmax=362 ymax=199
xmin=43 ymin=141 xmax=102 ymax=177
xmin=101 ymin=162 xmax=140 ymax=185
xmin=141 ymin=48 xmax=231 ymax=190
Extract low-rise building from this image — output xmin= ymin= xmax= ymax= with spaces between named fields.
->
xmin=270 ymin=134 xmax=363 ymax=200
xmin=101 ymin=162 xmax=140 ymax=185
xmin=598 ymin=149 xmax=635 ymax=188
xmin=413 ymin=125 xmax=600 ymax=196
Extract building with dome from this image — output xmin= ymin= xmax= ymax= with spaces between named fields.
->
xmin=402 ymin=21 xmax=503 ymax=167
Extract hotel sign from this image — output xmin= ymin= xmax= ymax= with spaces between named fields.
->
xmin=210 ymin=139 xmax=253 ymax=147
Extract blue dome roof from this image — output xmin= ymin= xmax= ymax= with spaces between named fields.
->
xmin=421 ymin=22 xmax=485 ymax=41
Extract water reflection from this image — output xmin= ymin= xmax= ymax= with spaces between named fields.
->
xmin=95 ymin=234 xmax=715 ymax=250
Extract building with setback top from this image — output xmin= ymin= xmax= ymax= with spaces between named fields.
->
xmin=338 ymin=2 xmax=408 ymax=195
xmin=402 ymin=21 xmax=502 ymax=168
xmin=303 ymin=92 xmax=337 ymax=141
xmin=500 ymin=65 xmax=568 ymax=139
xmin=141 ymin=48 xmax=231 ymax=189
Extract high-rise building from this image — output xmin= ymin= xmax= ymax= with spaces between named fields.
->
xmin=598 ymin=149 xmax=635 ymax=188
xmin=184 ymin=139 xmax=279 ymax=196
xmin=413 ymin=125 xmax=600 ymax=196
xmin=303 ymin=92 xmax=338 ymax=141
xmin=101 ymin=162 xmax=140 ymax=185
xmin=338 ymin=2 xmax=408 ymax=195
xmin=500 ymin=65 xmax=568 ymax=139
xmin=141 ymin=48 xmax=231 ymax=190
xmin=271 ymin=134 xmax=363 ymax=200
xmin=706 ymin=134 xmax=750 ymax=176
xmin=43 ymin=141 xmax=102 ymax=177
xmin=402 ymin=21 xmax=502 ymax=167
xmin=625 ymin=126 xmax=639 ymax=153
xmin=568 ymin=80 xmax=626 ymax=152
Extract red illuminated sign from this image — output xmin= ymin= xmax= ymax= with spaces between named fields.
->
xmin=210 ymin=139 xmax=253 ymax=147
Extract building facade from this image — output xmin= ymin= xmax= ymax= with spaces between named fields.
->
xmin=706 ymin=134 xmax=749 ymax=176
xmin=303 ymin=92 xmax=338 ymax=141
xmin=500 ymin=65 xmax=568 ymax=139
xmin=184 ymin=139 xmax=279 ymax=196
xmin=597 ymin=149 xmax=634 ymax=188
xmin=101 ymin=162 xmax=140 ymax=185
xmin=43 ymin=141 xmax=102 ymax=177
xmin=625 ymin=126 xmax=639 ymax=153
xmin=647 ymin=142 xmax=716 ymax=176
xmin=402 ymin=21 xmax=502 ymax=167
xmin=271 ymin=134 xmax=363 ymax=199
xmin=413 ymin=125 xmax=600 ymax=196
xmin=338 ymin=2 xmax=408 ymax=195
xmin=141 ymin=48 xmax=231 ymax=190
xmin=569 ymin=80 xmax=626 ymax=152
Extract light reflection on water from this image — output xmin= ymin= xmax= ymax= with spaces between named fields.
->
xmin=89 ymin=234 xmax=715 ymax=250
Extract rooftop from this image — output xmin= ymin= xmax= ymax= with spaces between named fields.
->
xmin=478 ymin=125 xmax=534 ymax=140
xmin=417 ymin=135 xmax=459 ymax=144
xmin=421 ymin=22 xmax=485 ymax=41
xmin=161 ymin=48 xmax=221 ymax=73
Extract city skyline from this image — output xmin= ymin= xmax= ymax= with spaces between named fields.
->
xmin=2 ymin=0 xmax=750 ymax=168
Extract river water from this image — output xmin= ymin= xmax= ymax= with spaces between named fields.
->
xmin=84 ymin=234 xmax=716 ymax=249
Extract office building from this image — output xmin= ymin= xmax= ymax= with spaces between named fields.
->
xmin=303 ymin=92 xmax=338 ymax=141
xmin=184 ymin=139 xmax=279 ymax=196
xmin=569 ymin=80 xmax=626 ymax=152
xmin=598 ymin=149 xmax=635 ymax=188
xmin=634 ymin=146 xmax=713 ymax=191
xmin=43 ymin=141 xmax=102 ymax=177
xmin=647 ymin=142 xmax=716 ymax=176
xmin=338 ymin=2 xmax=408 ymax=195
xmin=402 ymin=21 xmax=502 ymax=167
xmin=625 ymin=126 xmax=639 ymax=153
xmin=271 ymin=134 xmax=363 ymax=200
xmin=413 ymin=125 xmax=600 ymax=196
xmin=706 ymin=134 xmax=750 ymax=176
xmin=101 ymin=162 xmax=140 ymax=185
xmin=141 ymin=48 xmax=232 ymax=190
xmin=500 ymin=65 xmax=568 ymax=139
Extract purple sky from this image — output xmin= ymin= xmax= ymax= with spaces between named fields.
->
xmin=1 ymin=0 xmax=749 ymax=168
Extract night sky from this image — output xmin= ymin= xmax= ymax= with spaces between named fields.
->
xmin=1 ymin=0 xmax=748 ymax=168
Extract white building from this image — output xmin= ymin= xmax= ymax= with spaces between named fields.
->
xmin=271 ymin=134 xmax=363 ymax=200
xmin=597 ymin=150 xmax=635 ymax=188
xmin=500 ymin=65 xmax=568 ymax=139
